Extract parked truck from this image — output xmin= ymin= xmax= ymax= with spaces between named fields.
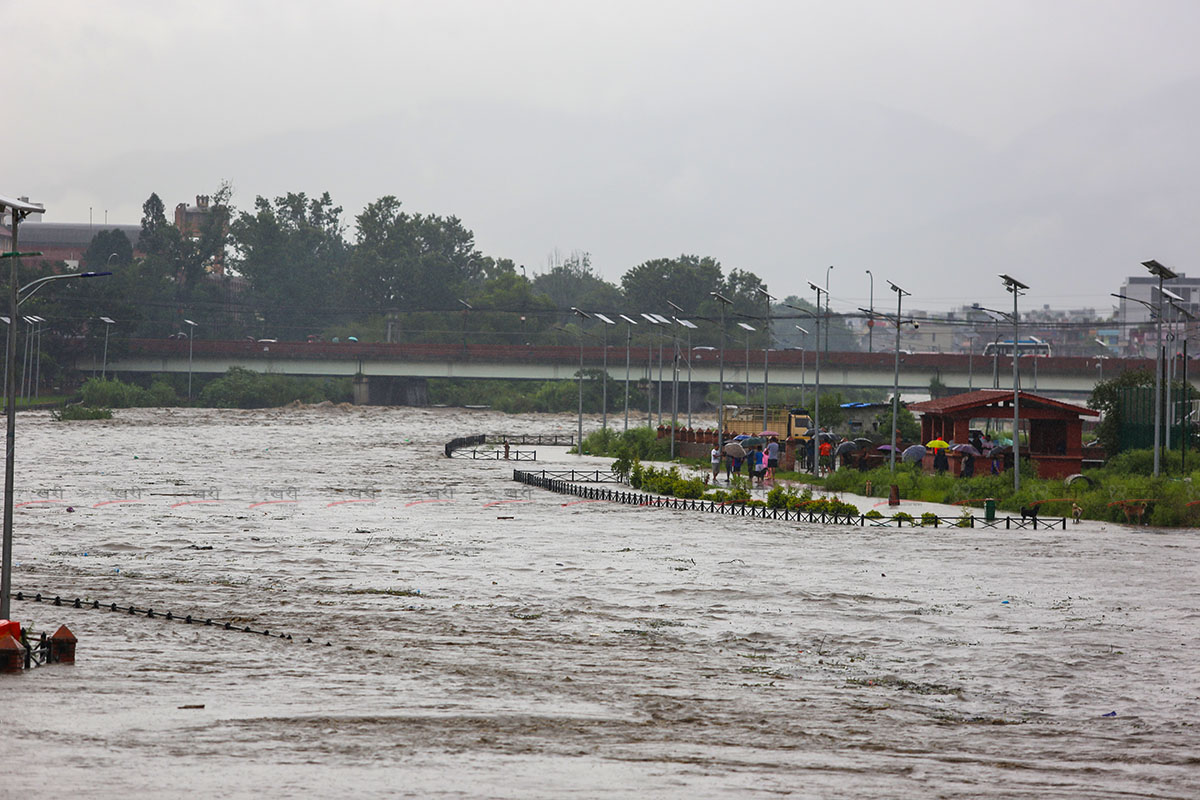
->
xmin=722 ymin=405 xmax=814 ymax=441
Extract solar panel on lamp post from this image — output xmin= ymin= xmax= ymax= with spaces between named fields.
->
xmin=807 ymin=282 xmax=826 ymax=474
xmin=1141 ymin=259 xmax=1178 ymax=477
xmin=592 ymin=312 xmax=616 ymax=430
xmin=737 ymin=322 xmax=756 ymax=404
xmin=100 ymin=316 xmax=115 ymax=379
xmin=756 ymin=288 xmax=775 ymax=432
xmin=618 ymin=315 xmax=639 ymax=431
xmin=1000 ymin=274 xmax=1029 ymax=491
xmin=571 ymin=308 xmax=592 ymax=455
xmin=710 ymin=292 xmax=733 ymax=436
xmin=640 ymin=314 xmax=660 ymax=427
xmin=886 ymin=281 xmax=911 ymax=473
xmin=1 ymin=195 xmax=110 ymax=618
xmin=184 ymin=319 xmax=198 ymax=399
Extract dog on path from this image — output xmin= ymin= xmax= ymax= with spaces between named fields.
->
xmin=1071 ymin=503 xmax=1083 ymax=524
xmin=1019 ymin=504 xmax=1039 ymax=523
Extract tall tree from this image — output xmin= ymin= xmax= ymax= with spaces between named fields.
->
xmin=83 ymin=229 xmax=134 ymax=269
xmin=229 ymin=191 xmax=348 ymax=336
xmin=347 ymin=196 xmax=482 ymax=312
xmin=531 ymin=250 xmax=622 ymax=312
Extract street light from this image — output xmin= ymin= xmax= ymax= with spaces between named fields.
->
xmin=639 ymin=314 xmax=661 ymax=426
xmin=1000 ymin=274 xmax=1029 ymax=490
xmin=807 ymin=281 xmax=827 ymax=474
xmin=100 ymin=316 xmax=116 ymax=379
xmin=756 ymin=287 xmax=775 ymax=432
xmin=1 ymin=207 xmax=110 ymax=617
xmin=737 ymin=322 xmax=756 ymax=403
xmin=456 ymin=299 xmax=472 ymax=352
xmin=571 ymin=308 xmax=591 ymax=455
xmin=1142 ymin=259 xmax=1178 ymax=477
xmin=825 ymin=265 xmax=834 ymax=356
xmin=710 ymin=292 xmax=733 ymax=435
xmin=184 ymin=319 xmax=198 ymax=399
xmin=667 ymin=301 xmax=697 ymax=429
xmin=865 ymin=269 xmax=874 ymax=353
xmin=618 ymin=314 xmax=638 ymax=431
xmin=794 ymin=325 xmax=809 ymax=408
xmin=592 ymin=312 xmax=616 ymax=430
xmin=887 ymin=281 xmax=910 ymax=473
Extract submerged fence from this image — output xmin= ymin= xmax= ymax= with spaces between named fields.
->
xmin=512 ymin=470 xmax=1067 ymax=530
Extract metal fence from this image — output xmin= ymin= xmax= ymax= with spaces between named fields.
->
xmin=512 ymin=470 xmax=1066 ymax=529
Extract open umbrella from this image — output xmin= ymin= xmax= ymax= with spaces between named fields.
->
xmin=854 ymin=437 xmax=874 ymax=448
xmin=926 ymin=438 xmax=950 ymax=449
xmin=723 ymin=442 xmax=747 ymax=458
xmin=741 ymin=436 xmax=765 ymax=448
xmin=876 ymin=444 xmax=896 ymax=452
xmin=834 ymin=441 xmax=859 ymax=456
xmin=902 ymin=444 xmax=927 ymax=463
xmin=760 ymin=430 xmax=781 ymax=438
xmin=951 ymin=443 xmax=981 ymax=456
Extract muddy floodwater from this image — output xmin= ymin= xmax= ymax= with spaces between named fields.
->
xmin=4 ymin=406 xmax=1197 ymax=798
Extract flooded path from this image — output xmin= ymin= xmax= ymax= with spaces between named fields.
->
xmin=4 ymin=406 xmax=1198 ymax=798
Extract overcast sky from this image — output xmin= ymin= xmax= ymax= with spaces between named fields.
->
xmin=8 ymin=0 xmax=1200 ymax=315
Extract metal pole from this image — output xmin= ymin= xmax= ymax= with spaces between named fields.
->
xmin=2 ymin=234 xmax=20 ymax=618
xmin=759 ymin=289 xmax=772 ymax=431
xmin=825 ymin=265 xmax=833 ymax=356
xmin=577 ymin=333 xmax=584 ymax=456
xmin=866 ymin=269 xmax=874 ymax=353
xmin=712 ymin=293 xmax=730 ymax=435
xmin=188 ymin=328 xmax=195 ymax=399
xmin=686 ymin=328 xmax=692 ymax=428
xmin=646 ymin=339 xmax=652 ymax=427
xmin=1154 ymin=273 xmax=1163 ymax=476
xmin=810 ymin=284 xmax=824 ymax=475
xmin=656 ymin=333 xmax=663 ymax=427
xmin=1009 ymin=281 xmax=1023 ymax=492
xmin=670 ymin=335 xmax=678 ymax=459
xmin=744 ymin=334 xmax=750 ymax=402
xmin=102 ymin=322 xmax=111 ymax=379
xmin=601 ymin=324 xmax=608 ymax=430
xmin=624 ymin=323 xmax=631 ymax=432
xmin=888 ymin=282 xmax=910 ymax=473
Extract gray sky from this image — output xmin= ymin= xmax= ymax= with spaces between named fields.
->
xmin=9 ymin=0 xmax=1200 ymax=315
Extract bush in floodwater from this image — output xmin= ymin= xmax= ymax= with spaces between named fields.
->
xmin=920 ymin=511 xmax=940 ymax=526
xmin=891 ymin=511 xmax=915 ymax=525
xmin=80 ymin=377 xmax=156 ymax=408
xmin=52 ymin=404 xmax=112 ymax=421
xmin=197 ymin=367 xmax=352 ymax=408
xmin=864 ymin=509 xmax=884 ymax=519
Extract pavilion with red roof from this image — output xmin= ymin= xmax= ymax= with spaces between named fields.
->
xmin=907 ymin=390 xmax=1099 ymax=479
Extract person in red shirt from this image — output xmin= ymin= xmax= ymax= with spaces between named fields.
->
xmin=818 ymin=438 xmax=833 ymax=476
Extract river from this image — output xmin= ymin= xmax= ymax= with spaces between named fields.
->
xmin=4 ymin=406 xmax=1197 ymax=798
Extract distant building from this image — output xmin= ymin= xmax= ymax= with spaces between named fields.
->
xmin=175 ymin=194 xmax=227 ymax=275
xmin=0 ymin=220 xmax=141 ymax=269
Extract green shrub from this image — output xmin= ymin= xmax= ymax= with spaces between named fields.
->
xmin=864 ymin=509 xmax=884 ymax=519
xmin=52 ymin=404 xmax=112 ymax=421
xmin=197 ymin=367 xmax=351 ymax=408
xmin=891 ymin=511 xmax=915 ymax=525
xmin=920 ymin=511 xmax=940 ymax=526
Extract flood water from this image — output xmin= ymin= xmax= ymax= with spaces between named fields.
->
xmin=4 ymin=406 xmax=1198 ymax=798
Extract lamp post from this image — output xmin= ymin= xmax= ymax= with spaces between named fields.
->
xmin=184 ymin=319 xmax=198 ymax=399
xmin=756 ymin=287 xmax=774 ymax=432
xmin=807 ymin=282 xmax=826 ymax=475
xmin=865 ymin=269 xmax=874 ymax=353
xmin=571 ymin=308 xmax=592 ymax=455
xmin=456 ymin=299 xmax=472 ymax=353
xmin=639 ymin=314 xmax=661 ymax=426
xmin=591 ymin=313 xmax=616 ymax=430
xmin=1000 ymin=274 xmax=1029 ymax=491
xmin=101 ymin=316 xmax=116 ymax=379
xmin=667 ymin=301 xmax=697 ymax=429
xmin=887 ymin=281 xmax=910 ymax=473
xmin=710 ymin=292 xmax=732 ymax=435
xmin=825 ymin=265 xmax=833 ymax=356
xmin=619 ymin=314 xmax=638 ymax=431
xmin=1141 ymin=260 xmax=1177 ymax=476
xmin=737 ymin=322 xmax=756 ymax=402
xmin=794 ymin=325 xmax=809 ymax=408
xmin=1 ymin=235 xmax=109 ymax=617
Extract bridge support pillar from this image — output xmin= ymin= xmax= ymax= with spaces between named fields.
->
xmin=353 ymin=375 xmax=370 ymax=405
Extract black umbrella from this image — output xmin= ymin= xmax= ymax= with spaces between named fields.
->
xmin=902 ymin=444 xmax=927 ymax=463
xmin=834 ymin=441 xmax=859 ymax=456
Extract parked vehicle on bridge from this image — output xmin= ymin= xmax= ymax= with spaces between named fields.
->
xmin=983 ymin=337 xmax=1052 ymax=358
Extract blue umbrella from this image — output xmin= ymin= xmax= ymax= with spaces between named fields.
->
xmin=901 ymin=444 xmax=927 ymax=463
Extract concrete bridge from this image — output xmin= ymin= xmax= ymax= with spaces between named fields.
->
xmin=93 ymin=338 xmax=1154 ymax=404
